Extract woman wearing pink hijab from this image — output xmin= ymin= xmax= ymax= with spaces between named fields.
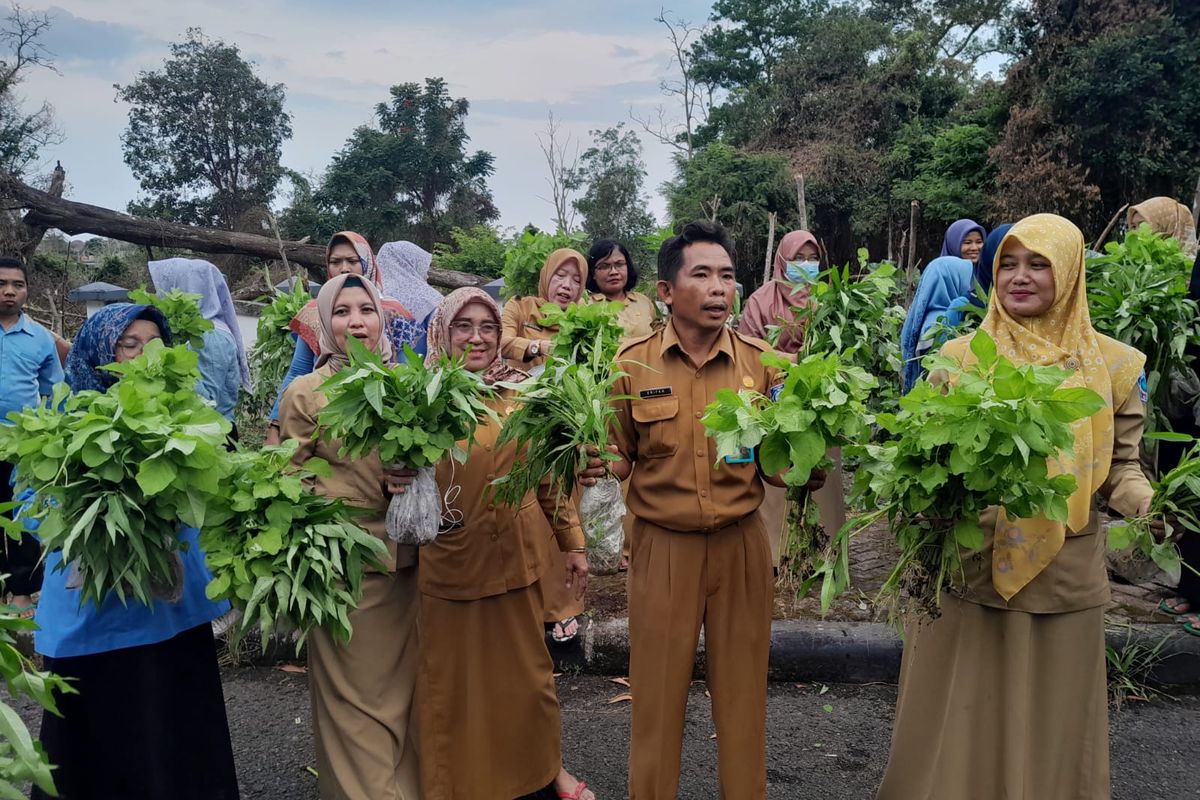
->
xmin=739 ymin=230 xmax=846 ymax=569
xmin=739 ymin=230 xmax=823 ymax=351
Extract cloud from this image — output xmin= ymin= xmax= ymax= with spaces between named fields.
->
xmin=611 ymin=44 xmax=639 ymax=58
xmin=41 ymin=5 xmax=156 ymax=64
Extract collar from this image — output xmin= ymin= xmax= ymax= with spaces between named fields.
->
xmin=0 ymin=311 xmax=32 ymax=335
xmin=659 ymin=318 xmax=734 ymax=367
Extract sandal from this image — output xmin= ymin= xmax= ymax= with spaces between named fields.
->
xmin=1159 ymin=598 xmax=1192 ymax=616
xmin=548 ymin=616 xmax=581 ymax=644
xmin=557 ymin=781 xmax=592 ymax=800
xmin=1184 ymin=618 xmax=1200 ymax=637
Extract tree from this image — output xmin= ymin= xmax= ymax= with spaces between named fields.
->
xmin=536 ymin=112 xmax=579 ymax=232
xmin=630 ymin=10 xmax=713 ymax=161
xmin=570 ymin=125 xmax=657 ymax=247
xmin=664 ymin=142 xmax=798 ymax=289
xmin=431 ymin=225 xmax=507 ymax=279
xmin=0 ymin=5 xmax=58 ymax=177
xmin=312 ymin=78 xmax=498 ymax=249
xmin=115 ymin=28 xmax=292 ymax=229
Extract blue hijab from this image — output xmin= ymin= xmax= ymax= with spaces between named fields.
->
xmin=968 ymin=222 xmax=1013 ymax=307
xmin=940 ymin=218 xmax=986 ymax=259
xmin=65 ymin=303 xmax=172 ymax=392
xmin=900 ymin=257 xmax=973 ymax=393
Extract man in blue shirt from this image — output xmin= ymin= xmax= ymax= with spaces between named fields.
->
xmin=0 ymin=256 xmax=63 ymax=615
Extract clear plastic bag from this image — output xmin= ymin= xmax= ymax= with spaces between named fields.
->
xmin=386 ymin=465 xmax=441 ymax=546
xmin=579 ymin=475 xmax=625 ymax=576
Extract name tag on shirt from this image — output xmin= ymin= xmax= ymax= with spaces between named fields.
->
xmin=639 ymin=386 xmax=673 ymax=399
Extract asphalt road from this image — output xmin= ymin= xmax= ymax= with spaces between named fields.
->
xmin=6 ymin=668 xmax=1199 ymax=798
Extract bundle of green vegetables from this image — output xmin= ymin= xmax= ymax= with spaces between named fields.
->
xmin=491 ymin=302 xmax=627 ymax=573
xmin=702 ymin=350 xmax=877 ymax=608
xmin=1087 ymin=226 xmax=1200 ymax=433
xmin=499 ymin=229 xmax=588 ymax=299
xmin=849 ymin=331 xmax=1106 ymax=624
xmin=199 ymin=441 xmax=389 ymax=651
xmin=0 ymin=341 xmax=231 ymax=607
xmin=127 ymin=286 xmax=214 ymax=349
xmin=1107 ymin=432 xmax=1200 ymax=583
xmin=317 ymin=338 xmax=495 ymax=545
xmin=0 ymin=610 xmax=74 ymax=798
xmin=242 ymin=279 xmax=312 ymax=418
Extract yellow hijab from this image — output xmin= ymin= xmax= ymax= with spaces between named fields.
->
xmin=537 ymin=248 xmax=588 ymax=306
xmin=1128 ymin=196 xmax=1198 ymax=258
xmin=943 ymin=213 xmax=1145 ymax=601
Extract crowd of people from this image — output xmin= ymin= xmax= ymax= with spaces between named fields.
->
xmin=0 ymin=195 xmax=1197 ymax=799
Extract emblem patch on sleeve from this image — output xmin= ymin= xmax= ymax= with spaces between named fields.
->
xmin=1137 ymin=372 xmax=1148 ymax=403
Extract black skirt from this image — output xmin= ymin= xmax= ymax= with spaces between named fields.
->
xmin=33 ymin=623 xmax=239 ymax=800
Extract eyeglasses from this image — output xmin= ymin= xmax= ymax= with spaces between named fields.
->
xmin=594 ymin=261 xmax=628 ymax=274
xmin=449 ymin=321 xmax=501 ymax=339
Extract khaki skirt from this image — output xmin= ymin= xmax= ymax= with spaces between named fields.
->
xmin=877 ymin=596 xmax=1109 ymax=800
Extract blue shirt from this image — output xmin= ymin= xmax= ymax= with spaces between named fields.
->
xmin=0 ymin=312 xmax=63 ymax=421
xmin=24 ymin=491 xmax=229 ymax=658
xmin=195 ymin=328 xmax=241 ymax=421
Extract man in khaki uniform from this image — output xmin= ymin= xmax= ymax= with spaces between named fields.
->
xmin=583 ymin=221 xmax=822 ymax=799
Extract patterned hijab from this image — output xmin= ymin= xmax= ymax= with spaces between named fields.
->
xmin=940 ymin=218 xmax=987 ymax=260
xmin=148 ymin=258 xmax=251 ymax=391
xmin=426 ymin=288 xmax=527 ymax=385
xmin=314 ymin=274 xmax=393 ymax=371
xmin=943 ymin=213 xmax=1145 ymax=601
xmin=65 ymin=303 xmax=172 ymax=393
xmin=1127 ymin=197 xmax=1198 ymax=258
xmin=288 ymin=231 xmax=416 ymax=357
xmin=376 ymin=241 xmax=443 ymax=323
xmin=739 ymin=230 xmax=823 ymax=353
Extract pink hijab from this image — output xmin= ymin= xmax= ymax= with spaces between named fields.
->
xmin=738 ymin=230 xmax=823 ymax=353
xmin=426 ymin=287 xmax=528 ymax=386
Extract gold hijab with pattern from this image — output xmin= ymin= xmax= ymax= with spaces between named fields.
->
xmin=943 ymin=213 xmax=1145 ymax=601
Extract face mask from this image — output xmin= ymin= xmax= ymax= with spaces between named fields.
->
xmin=784 ymin=261 xmax=820 ymax=283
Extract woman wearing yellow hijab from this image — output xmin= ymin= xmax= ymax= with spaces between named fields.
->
xmin=877 ymin=214 xmax=1153 ymax=800
xmin=1128 ymin=196 xmax=1198 ymax=258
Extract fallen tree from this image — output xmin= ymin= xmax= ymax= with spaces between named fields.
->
xmin=0 ymin=173 xmax=486 ymax=290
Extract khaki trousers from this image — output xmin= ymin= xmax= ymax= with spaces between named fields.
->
xmin=627 ymin=514 xmax=774 ymax=800
xmin=308 ymin=568 xmax=420 ymax=800
xmin=760 ymin=449 xmax=846 ymax=567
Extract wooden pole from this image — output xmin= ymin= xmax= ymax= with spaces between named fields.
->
xmin=763 ymin=212 xmax=777 ymax=284
xmin=1092 ymin=203 xmax=1129 ymax=252
xmin=795 ymin=174 xmax=808 ymax=230
xmin=887 ymin=210 xmax=894 ymax=263
xmin=906 ymin=200 xmax=921 ymax=299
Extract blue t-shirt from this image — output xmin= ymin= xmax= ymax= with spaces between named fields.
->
xmin=23 ymin=492 xmax=229 ymax=658
xmin=195 ymin=327 xmax=241 ymax=421
xmin=0 ymin=312 xmax=63 ymax=421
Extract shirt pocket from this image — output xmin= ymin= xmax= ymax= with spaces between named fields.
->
xmin=632 ymin=397 xmax=680 ymax=459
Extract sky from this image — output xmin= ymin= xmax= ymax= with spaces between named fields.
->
xmin=15 ymin=0 xmax=717 ymax=236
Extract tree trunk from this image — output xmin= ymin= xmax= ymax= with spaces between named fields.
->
xmin=795 ymin=173 xmax=808 ymax=231
xmin=763 ymin=212 xmax=777 ymax=285
xmin=905 ymin=200 xmax=921 ymax=301
xmin=0 ymin=173 xmax=484 ymax=290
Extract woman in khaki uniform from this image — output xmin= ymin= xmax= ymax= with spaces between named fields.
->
xmin=585 ymin=239 xmax=658 ymax=339
xmin=418 ymin=287 xmax=595 ymax=800
xmin=278 ymin=273 xmax=420 ymax=800
xmin=876 ymin=214 xmax=1153 ymax=800
xmin=500 ymin=249 xmax=590 ymax=641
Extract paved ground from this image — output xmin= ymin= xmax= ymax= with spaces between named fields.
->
xmin=6 ymin=668 xmax=1198 ymax=799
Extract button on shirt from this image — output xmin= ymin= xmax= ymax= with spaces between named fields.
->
xmin=611 ymin=321 xmax=779 ymax=532
xmin=0 ymin=312 xmax=64 ymax=421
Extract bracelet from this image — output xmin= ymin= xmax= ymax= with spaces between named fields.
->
xmin=568 ymin=548 xmax=586 ymax=553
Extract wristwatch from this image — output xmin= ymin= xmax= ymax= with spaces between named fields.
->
xmin=529 ymin=341 xmax=541 ymax=358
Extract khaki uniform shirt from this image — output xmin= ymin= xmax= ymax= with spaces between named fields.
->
xmin=420 ymin=393 xmax=586 ymax=602
xmin=591 ymin=291 xmax=659 ymax=340
xmin=277 ymin=365 xmax=416 ymax=572
xmin=960 ymin=384 xmax=1152 ymax=613
xmin=500 ymin=296 xmax=553 ymax=371
xmin=612 ymin=320 xmax=779 ymax=533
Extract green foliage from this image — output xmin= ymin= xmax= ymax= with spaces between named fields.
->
xmin=432 ymin=225 xmax=507 ymax=279
xmin=849 ymin=330 xmax=1106 ymax=624
xmin=127 ymin=286 xmax=214 ymax=350
xmin=199 ymin=441 xmax=389 ymax=652
xmin=569 ymin=125 xmax=657 ymax=245
xmin=0 ymin=341 xmax=232 ymax=607
xmin=1105 ymin=627 xmax=1172 ymax=709
xmin=243 ymin=280 xmax=312 ymax=417
xmin=893 ymin=123 xmax=998 ymax=225
xmin=309 ymin=78 xmax=498 ymax=247
xmin=499 ymin=229 xmax=587 ymax=300
xmin=115 ymin=28 xmax=292 ymax=228
xmin=1087 ymin=226 xmax=1200 ymax=431
xmin=317 ymin=338 xmax=495 ymax=469
xmin=702 ymin=350 xmax=877 ymax=610
xmin=0 ymin=609 xmax=74 ymax=798
xmin=539 ymin=301 xmax=625 ymax=365
xmin=664 ymin=143 xmax=798 ymax=287
xmin=1107 ymin=432 xmax=1200 ymax=584
xmin=791 ymin=256 xmax=907 ymax=411
xmin=491 ymin=339 xmax=624 ymax=512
